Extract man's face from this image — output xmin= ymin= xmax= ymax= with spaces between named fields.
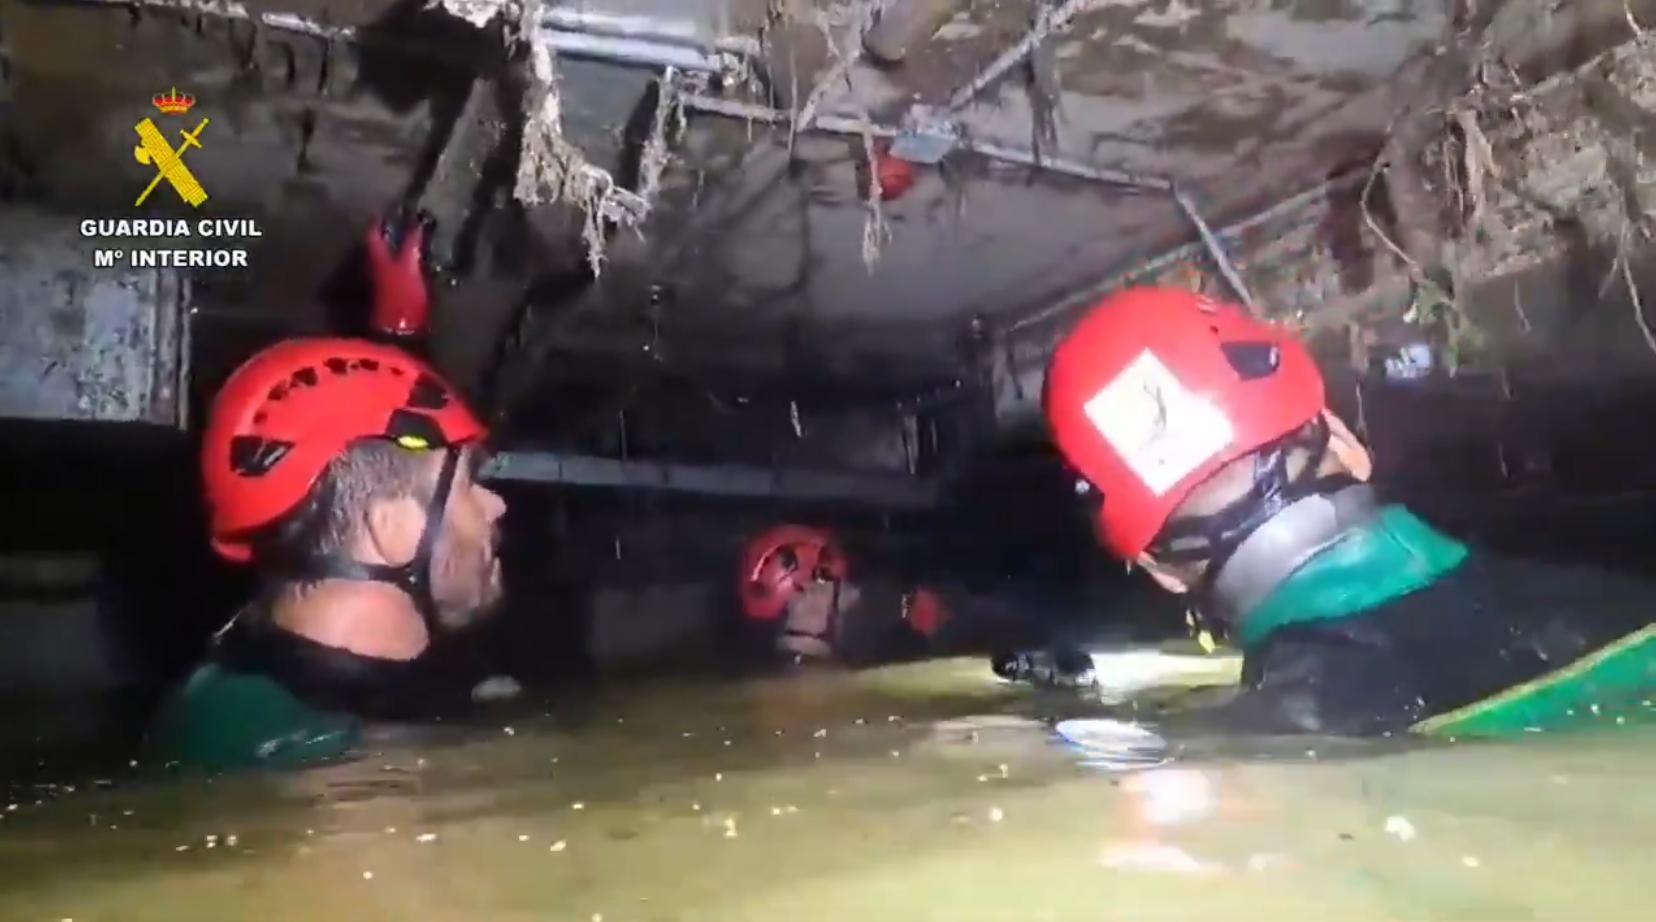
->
xmin=780 ymin=579 xmax=861 ymax=659
xmin=428 ymin=448 xmax=508 ymax=628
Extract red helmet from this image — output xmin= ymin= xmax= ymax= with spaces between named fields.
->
xmin=1043 ymin=287 xmax=1324 ymax=559
xmin=737 ymin=524 xmax=848 ymax=622
xmin=201 ymin=337 xmax=487 ymax=562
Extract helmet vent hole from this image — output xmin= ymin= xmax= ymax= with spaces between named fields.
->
xmin=776 ymin=547 xmax=800 ymax=572
xmin=1220 ymin=342 xmax=1281 ymax=380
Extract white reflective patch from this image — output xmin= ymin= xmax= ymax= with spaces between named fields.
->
xmin=1081 ymin=350 xmax=1235 ymax=496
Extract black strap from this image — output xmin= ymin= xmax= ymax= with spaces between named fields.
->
xmin=1148 ymin=417 xmax=1333 ymax=566
xmin=1138 ymin=417 xmax=1371 ymax=624
xmin=280 ymin=448 xmax=463 ymax=633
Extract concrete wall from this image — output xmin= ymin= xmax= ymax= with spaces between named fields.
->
xmin=0 ymin=553 xmax=138 ymax=696
xmin=586 ymin=582 xmax=724 ymax=672
xmin=0 ymin=553 xmax=150 ymax=751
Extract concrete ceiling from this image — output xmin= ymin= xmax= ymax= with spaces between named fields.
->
xmin=0 ymin=0 xmax=1451 ymax=396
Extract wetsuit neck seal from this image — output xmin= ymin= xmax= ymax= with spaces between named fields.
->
xmin=1203 ymin=482 xmax=1380 ymax=625
xmin=273 ymin=448 xmax=463 ymax=634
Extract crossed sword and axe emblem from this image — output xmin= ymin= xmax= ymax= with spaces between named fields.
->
xmin=133 ymin=116 xmax=211 ymax=208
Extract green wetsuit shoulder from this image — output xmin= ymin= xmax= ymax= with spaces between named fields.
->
xmin=147 ymin=660 xmax=362 ymax=774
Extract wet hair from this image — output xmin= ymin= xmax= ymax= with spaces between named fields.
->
xmin=250 ymin=438 xmax=433 ymax=583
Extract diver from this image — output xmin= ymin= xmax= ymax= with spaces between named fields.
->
xmin=146 ymin=337 xmax=514 ymax=773
xmin=1026 ymin=285 xmax=1656 ymax=738
xmin=736 ymin=523 xmax=1025 ymax=668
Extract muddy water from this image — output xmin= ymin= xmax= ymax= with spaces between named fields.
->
xmin=1 ymin=659 xmax=1653 ymax=922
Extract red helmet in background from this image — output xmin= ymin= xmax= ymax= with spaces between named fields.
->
xmin=201 ymin=337 xmax=487 ymax=562
xmin=738 ymin=524 xmax=848 ymax=622
xmin=1042 ymin=287 xmax=1324 ymax=560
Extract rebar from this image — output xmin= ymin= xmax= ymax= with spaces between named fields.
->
xmin=944 ymin=0 xmax=1102 ymax=113
xmin=1172 ymin=184 xmax=1256 ymax=309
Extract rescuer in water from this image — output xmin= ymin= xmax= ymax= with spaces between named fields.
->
xmin=1035 ymin=286 xmax=1656 ymax=738
xmin=736 ymin=523 xmax=1002 ymax=668
xmin=148 ymin=213 xmax=518 ymax=773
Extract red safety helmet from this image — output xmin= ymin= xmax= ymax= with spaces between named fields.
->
xmin=737 ymin=524 xmax=848 ymax=622
xmin=1043 ymin=287 xmax=1324 ymax=560
xmin=201 ymin=337 xmax=487 ymax=563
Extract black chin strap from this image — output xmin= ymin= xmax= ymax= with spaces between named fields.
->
xmin=284 ymin=449 xmax=463 ymax=634
xmin=1144 ymin=417 xmax=1363 ymax=629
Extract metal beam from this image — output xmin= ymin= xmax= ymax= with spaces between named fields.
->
xmin=484 ymin=451 xmax=942 ymax=509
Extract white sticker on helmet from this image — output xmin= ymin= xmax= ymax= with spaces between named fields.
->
xmin=1082 ymin=350 xmax=1234 ymax=496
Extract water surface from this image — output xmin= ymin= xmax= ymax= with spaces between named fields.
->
xmin=1 ymin=658 xmax=1651 ymax=922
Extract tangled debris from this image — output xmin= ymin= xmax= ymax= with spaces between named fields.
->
xmin=424 ymin=0 xmax=660 ymax=275
xmin=513 ymin=36 xmax=654 ymax=275
xmin=1064 ymin=16 xmax=1656 ymax=379
xmin=40 ymin=0 xmax=1656 ymax=361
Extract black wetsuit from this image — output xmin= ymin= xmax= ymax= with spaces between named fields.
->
xmin=147 ymin=608 xmax=504 ymax=772
xmin=1022 ymin=506 xmax=1656 ymax=739
xmin=215 ymin=612 xmax=496 ymax=723
xmin=1218 ymin=562 xmax=1653 ymax=736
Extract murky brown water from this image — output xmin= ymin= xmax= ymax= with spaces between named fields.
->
xmin=1 ymin=656 xmax=1652 ymax=922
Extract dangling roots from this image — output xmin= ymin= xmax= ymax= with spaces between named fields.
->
xmin=427 ymin=0 xmax=656 ymax=276
xmin=516 ymin=39 xmax=652 ymax=276
xmin=791 ymin=0 xmax=893 ymax=271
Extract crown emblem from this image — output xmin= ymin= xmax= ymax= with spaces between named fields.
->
xmin=152 ymin=88 xmax=195 ymax=116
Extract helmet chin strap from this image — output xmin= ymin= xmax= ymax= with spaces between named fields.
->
xmin=285 ymin=449 xmax=462 ymax=635
xmin=1145 ymin=417 xmax=1378 ymax=630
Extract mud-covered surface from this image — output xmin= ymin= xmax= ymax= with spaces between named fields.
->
xmin=0 ymin=0 xmax=1464 ymax=384
xmin=3 ymin=658 xmax=1656 ymax=922
xmin=7 ymin=0 xmax=1646 ymax=405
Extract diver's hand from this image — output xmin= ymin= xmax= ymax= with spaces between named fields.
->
xmin=471 ymin=674 xmax=523 ymax=703
xmin=364 ymin=207 xmax=437 ymax=338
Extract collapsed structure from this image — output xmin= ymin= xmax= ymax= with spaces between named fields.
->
xmin=2 ymin=0 xmax=1654 ymax=498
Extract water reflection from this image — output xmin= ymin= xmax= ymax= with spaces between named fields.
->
xmin=1 ymin=659 xmax=1654 ymax=921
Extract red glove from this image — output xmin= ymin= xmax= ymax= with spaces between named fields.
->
xmin=363 ymin=208 xmax=436 ymax=339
